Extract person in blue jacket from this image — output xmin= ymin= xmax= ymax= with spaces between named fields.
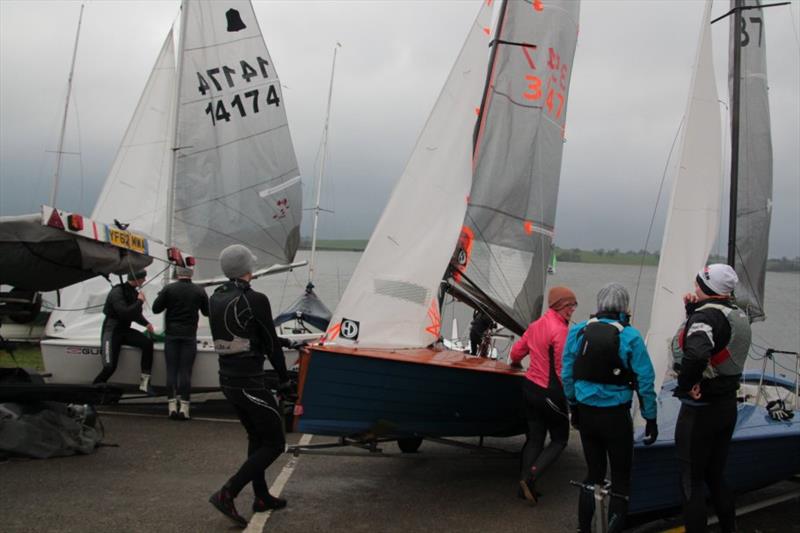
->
xmin=561 ymin=282 xmax=658 ymax=533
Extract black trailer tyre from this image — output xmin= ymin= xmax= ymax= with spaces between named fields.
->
xmin=398 ymin=437 xmax=423 ymax=453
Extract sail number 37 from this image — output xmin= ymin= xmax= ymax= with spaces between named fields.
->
xmin=197 ymin=57 xmax=281 ymax=126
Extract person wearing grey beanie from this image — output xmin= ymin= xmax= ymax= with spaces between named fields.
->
xmin=152 ymin=265 xmax=208 ymax=420
xmin=561 ymin=282 xmax=658 ymax=533
xmin=671 ymin=264 xmax=752 ymax=532
xmin=208 ymin=244 xmax=297 ymax=526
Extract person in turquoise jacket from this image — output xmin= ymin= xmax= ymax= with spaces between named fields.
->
xmin=561 ymin=282 xmax=658 ymax=533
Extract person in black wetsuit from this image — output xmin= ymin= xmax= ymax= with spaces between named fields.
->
xmin=207 ymin=244 xmax=295 ymax=528
xmin=672 ymin=264 xmax=751 ymax=533
xmin=152 ymin=265 xmax=209 ymax=420
xmin=93 ymin=270 xmax=155 ymax=393
xmin=469 ymin=309 xmax=496 ymax=356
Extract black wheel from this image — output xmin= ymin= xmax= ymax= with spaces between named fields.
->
xmin=398 ymin=437 xmax=423 ymax=453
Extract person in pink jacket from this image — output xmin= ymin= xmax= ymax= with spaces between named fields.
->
xmin=510 ymin=286 xmax=577 ymax=504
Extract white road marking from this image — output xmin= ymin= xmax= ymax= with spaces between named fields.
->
xmin=245 ymin=433 xmax=313 ymax=533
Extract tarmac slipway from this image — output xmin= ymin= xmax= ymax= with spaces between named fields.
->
xmin=0 ymin=399 xmax=797 ymax=532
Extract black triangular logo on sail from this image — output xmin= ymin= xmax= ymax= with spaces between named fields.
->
xmin=226 ymin=9 xmax=246 ymax=32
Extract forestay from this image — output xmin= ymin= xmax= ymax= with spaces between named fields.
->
xmin=324 ymin=1 xmax=494 ymax=348
xmin=730 ymin=0 xmax=773 ymax=322
xmin=453 ymin=0 xmax=580 ymax=332
xmin=646 ymin=0 xmax=722 ymax=393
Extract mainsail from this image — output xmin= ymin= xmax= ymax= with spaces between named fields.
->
xmin=47 ymin=0 xmax=300 ymax=338
xmin=729 ymin=0 xmax=773 ymax=322
xmin=452 ymin=0 xmax=580 ymax=333
xmin=646 ymin=0 xmax=722 ymax=393
xmin=324 ymin=1 xmax=494 ymax=348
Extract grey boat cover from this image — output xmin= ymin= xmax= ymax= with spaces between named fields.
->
xmin=0 ymin=402 xmax=102 ymax=459
xmin=730 ymin=0 xmax=773 ymax=322
xmin=452 ymin=0 xmax=580 ymax=332
xmin=274 ymin=284 xmax=332 ymax=332
xmin=0 ymin=214 xmax=152 ymax=291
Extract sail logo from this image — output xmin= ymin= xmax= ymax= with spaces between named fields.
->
xmin=340 ymin=319 xmax=360 ymax=340
xmin=225 ymin=9 xmax=246 ymax=32
xmin=273 ymin=198 xmax=289 ymax=219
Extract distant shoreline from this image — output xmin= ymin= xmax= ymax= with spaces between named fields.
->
xmin=299 ymin=240 xmax=800 ymax=272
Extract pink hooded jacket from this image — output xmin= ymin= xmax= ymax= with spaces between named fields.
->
xmin=510 ymin=307 xmax=569 ymax=389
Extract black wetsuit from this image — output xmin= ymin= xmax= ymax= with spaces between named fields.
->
xmin=152 ymin=279 xmax=209 ymax=401
xmin=469 ymin=310 xmax=495 ymax=355
xmin=674 ymin=299 xmax=749 ymax=533
xmin=93 ymin=283 xmax=153 ymax=384
xmin=209 ymin=279 xmax=289 ymax=499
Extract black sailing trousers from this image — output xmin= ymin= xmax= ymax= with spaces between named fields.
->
xmin=576 ymin=403 xmax=633 ymax=533
xmin=164 ymin=336 xmax=197 ymax=401
xmin=520 ymin=379 xmax=569 ymax=482
xmin=220 ymin=375 xmax=286 ymax=498
xmin=94 ymin=325 xmax=154 ymax=384
xmin=675 ymin=395 xmax=738 ymax=533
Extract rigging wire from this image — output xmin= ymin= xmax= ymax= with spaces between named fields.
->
xmin=631 ymin=115 xmax=685 ymax=317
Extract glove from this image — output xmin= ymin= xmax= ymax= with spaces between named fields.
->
xmin=289 ymin=340 xmax=309 ymax=350
xmin=766 ymin=400 xmax=794 ymax=421
xmin=509 ymin=360 xmax=523 ymax=369
xmin=569 ymin=404 xmax=579 ymax=430
xmin=643 ymin=418 xmax=658 ymax=445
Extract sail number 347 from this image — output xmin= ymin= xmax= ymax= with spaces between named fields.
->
xmin=197 ymin=57 xmax=281 ymax=126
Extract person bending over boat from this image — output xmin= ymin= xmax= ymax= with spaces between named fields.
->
xmin=561 ymin=283 xmax=658 ymax=533
xmin=93 ymin=270 xmax=155 ymax=393
xmin=672 ymin=264 xmax=751 ymax=533
xmin=208 ymin=244 xmax=294 ymax=528
xmin=152 ymin=265 xmax=209 ymax=421
xmin=509 ymin=286 xmax=577 ymax=504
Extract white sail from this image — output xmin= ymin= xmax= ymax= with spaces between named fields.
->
xmin=645 ymin=0 xmax=722 ymax=393
xmin=325 ymin=1 xmax=494 ymax=348
xmin=172 ymin=0 xmax=300 ymax=280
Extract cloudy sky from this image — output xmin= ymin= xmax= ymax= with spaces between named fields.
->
xmin=1 ymin=0 xmax=798 ymax=258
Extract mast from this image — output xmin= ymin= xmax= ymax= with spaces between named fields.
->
xmin=49 ymin=3 xmax=85 ymax=208
xmin=165 ymin=1 xmax=189 ymax=253
xmin=308 ymin=42 xmax=341 ymax=289
xmin=472 ymin=0 xmax=509 ymax=155
xmin=727 ymin=0 xmax=743 ymax=267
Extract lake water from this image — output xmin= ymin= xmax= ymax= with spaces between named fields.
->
xmin=256 ymin=250 xmax=799 ymax=371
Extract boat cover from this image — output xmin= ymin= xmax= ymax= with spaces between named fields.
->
xmin=0 ymin=214 xmax=152 ymax=291
xmin=274 ymin=285 xmax=332 ymax=332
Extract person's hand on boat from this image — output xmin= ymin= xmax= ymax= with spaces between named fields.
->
xmin=643 ymin=418 xmax=658 ymax=446
xmin=146 ymin=323 xmax=155 ymax=334
xmin=509 ymin=359 xmax=523 ymax=369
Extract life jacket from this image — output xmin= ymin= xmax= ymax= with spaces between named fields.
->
xmin=671 ymin=301 xmax=750 ymax=380
xmin=573 ymin=316 xmax=635 ymax=388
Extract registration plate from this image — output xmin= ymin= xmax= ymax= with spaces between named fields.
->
xmin=108 ymin=227 xmax=147 ymax=254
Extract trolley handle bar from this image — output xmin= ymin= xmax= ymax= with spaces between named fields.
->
xmin=569 ymin=480 xmax=630 ymax=501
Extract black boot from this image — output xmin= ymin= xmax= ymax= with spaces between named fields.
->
xmin=577 ymin=487 xmax=595 ymax=533
xmin=209 ymin=486 xmax=247 ymax=528
xmin=253 ymin=493 xmax=287 ymax=512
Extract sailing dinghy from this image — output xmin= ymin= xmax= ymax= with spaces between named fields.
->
xmin=294 ymin=0 xmax=580 ymax=443
xmin=40 ymin=0 xmax=305 ymax=391
xmin=630 ymin=0 xmax=799 ymax=515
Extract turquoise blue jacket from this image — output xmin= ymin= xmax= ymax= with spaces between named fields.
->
xmin=561 ymin=317 xmax=658 ymax=421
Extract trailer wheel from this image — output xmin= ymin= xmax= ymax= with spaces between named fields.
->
xmin=398 ymin=437 xmax=422 ymax=453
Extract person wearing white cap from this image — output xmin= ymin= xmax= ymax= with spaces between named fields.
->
xmin=207 ymin=244 xmax=294 ymax=527
xmin=561 ymin=282 xmax=658 ymax=533
xmin=671 ymin=264 xmax=752 ymax=533
xmin=152 ymin=265 xmax=209 ymax=420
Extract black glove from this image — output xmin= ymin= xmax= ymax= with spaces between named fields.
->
xmin=289 ymin=340 xmax=309 ymax=350
xmin=766 ymin=400 xmax=794 ymax=421
xmin=569 ymin=404 xmax=579 ymax=430
xmin=643 ymin=418 xmax=658 ymax=445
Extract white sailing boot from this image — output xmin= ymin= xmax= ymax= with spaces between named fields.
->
xmin=168 ymin=399 xmax=178 ymax=420
xmin=139 ymin=373 xmax=153 ymax=394
xmin=178 ymin=400 xmax=190 ymax=421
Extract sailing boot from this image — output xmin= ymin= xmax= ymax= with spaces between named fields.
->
xmin=178 ymin=400 xmax=190 ymax=421
xmin=168 ymin=398 xmax=178 ymax=420
xmin=253 ymin=493 xmax=287 ymax=513
xmin=138 ymin=373 xmax=154 ymax=395
xmin=209 ymin=486 xmax=247 ymax=528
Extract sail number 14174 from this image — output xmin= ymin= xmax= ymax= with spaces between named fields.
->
xmin=197 ymin=56 xmax=281 ymax=126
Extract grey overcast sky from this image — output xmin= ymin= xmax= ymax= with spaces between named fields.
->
xmin=1 ymin=0 xmax=798 ymax=257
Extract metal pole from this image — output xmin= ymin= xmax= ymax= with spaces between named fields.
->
xmin=727 ymin=0 xmax=743 ymax=267
xmin=308 ymin=43 xmax=340 ymax=287
xmin=50 ymin=3 xmax=85 ymax=207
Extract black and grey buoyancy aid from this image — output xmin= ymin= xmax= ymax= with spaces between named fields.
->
xmin=671 ymin=302 xmax=750 ymax=380
xmin=573 ymin=316 xmax=636 ymax=388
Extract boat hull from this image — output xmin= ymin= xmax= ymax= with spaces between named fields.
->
xmin=629 ymin=377 xmax=800 ymax=514
xmin=294 ymin=345 xmax=527 ymax=438
xmin=40 ymin=338 xmax=298 ymax=392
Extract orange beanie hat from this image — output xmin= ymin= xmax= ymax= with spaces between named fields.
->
xmin=548 ymin=286 xmax=577 ymax=309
